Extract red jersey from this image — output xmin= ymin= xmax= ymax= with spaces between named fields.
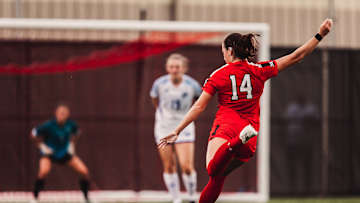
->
xmin=203 ymin=60 xmax=278 ymax=126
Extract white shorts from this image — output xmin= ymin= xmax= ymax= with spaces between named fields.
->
xmin=154 ymin=121 xmax=195 ymax=145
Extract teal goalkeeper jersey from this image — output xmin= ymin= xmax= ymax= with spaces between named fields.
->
xmin=33 ymin=119 xmax=78 ymax=159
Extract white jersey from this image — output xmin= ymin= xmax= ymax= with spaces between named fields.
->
xmin=150 ymin=74 xmax=202 ymax=144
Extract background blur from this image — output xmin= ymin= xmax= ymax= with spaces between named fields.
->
xmin=0 ymin=0 xmax=359 ymax=199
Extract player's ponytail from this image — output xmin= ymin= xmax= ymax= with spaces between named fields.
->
xmin=223 ymin=33 xmax=259 ymax=60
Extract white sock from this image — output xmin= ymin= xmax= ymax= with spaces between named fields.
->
xmin=163 ymin=173 xmax=181 ymax=203
xmin=182 ymin=172 xmax=197 ymax=201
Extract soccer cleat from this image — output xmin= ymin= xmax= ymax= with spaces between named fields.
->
xmin=239 ymin=124 xmax=258 ymax=144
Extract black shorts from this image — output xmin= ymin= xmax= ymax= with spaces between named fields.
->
xmin=44 ymin=153 xmax=73 ymax=164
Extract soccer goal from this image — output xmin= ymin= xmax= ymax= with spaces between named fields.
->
xmin=0 ymin=18 xmax=270 ymax=203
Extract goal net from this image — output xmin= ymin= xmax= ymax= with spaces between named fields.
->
xmin=0 ymin=18 xmax=270 ymax=203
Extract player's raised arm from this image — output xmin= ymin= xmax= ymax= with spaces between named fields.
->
xmin=158 ymin=91 xmax=212 ymax=148
xmin=276 ymin=18 xmax=333 ymax=72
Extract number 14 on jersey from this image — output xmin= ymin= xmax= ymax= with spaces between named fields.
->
xmin=230 ymin=74 xmax=253 ymax=100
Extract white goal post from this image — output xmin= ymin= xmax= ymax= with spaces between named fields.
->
xmin=0 ymin=18 xmax=270 ymax=203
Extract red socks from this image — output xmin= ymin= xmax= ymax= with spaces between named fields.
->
xmin=206 ymin=142 xmax=232 ymax=177
xmin=200 ymin=136 xmax=243 ymax=203
xmin=229 ymin=135 xmax=243 ymax=149
xmin=199 ymin=175 xmax=225 ymax=203
xmin=207 ymin=136 xmax=243 ymax=177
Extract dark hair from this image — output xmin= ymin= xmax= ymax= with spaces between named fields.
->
xmin=223 ymin=33 xmax=259 ymax=60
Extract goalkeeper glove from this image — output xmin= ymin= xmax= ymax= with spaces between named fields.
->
xmin=39 ymin=143 xmax=53 ymax=155
xmin=67 ymin=142 xmax=75 ymax=155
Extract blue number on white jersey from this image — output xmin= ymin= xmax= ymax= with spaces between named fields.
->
xmin=150 ymin=74 xmax=202 ymax=124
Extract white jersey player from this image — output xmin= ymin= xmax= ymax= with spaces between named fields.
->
xmin=151 ymin=74 xmax=201 ymax=144
xmin=150 ymin=53 xmax=201 ymax=203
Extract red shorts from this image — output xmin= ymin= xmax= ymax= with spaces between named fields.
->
xmin=209 ymin=107 xmax=259 ymax=162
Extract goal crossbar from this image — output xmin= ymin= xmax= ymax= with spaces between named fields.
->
xmin=0 ymin=18 xmax=269 ymax=33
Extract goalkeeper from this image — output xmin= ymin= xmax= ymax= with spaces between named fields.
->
xmin=30 ymin=103 xmax=91 ymax=202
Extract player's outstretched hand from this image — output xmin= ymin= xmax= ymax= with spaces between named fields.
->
xmin=319 ymin=18 xmax=333 ymax=37
xmin=158 ymin=132 xmax=179 ymax=149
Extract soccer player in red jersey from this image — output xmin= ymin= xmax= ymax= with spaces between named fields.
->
xmin=158 ymin=19 xmax=332 ymax=203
